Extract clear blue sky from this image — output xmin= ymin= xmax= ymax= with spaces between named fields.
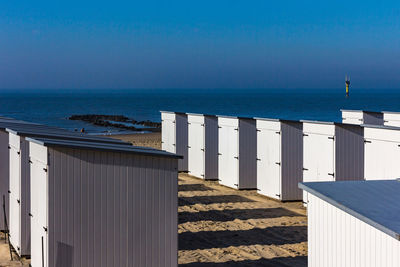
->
xmin=1 ymin=1 xmax=399 ymax=89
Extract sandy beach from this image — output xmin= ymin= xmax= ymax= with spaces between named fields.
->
xmin=115 ymin=132 xmax=308 ymax=266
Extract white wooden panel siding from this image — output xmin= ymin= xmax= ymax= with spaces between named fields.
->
xmin=383 ymin=112 xmax=400 ymax=127
xmin=218 ymin=117 xmax=239 ymax=188
xmin=302 ymin=122 xmax=335 ymax=203
xmin=9 ymin=133 xmax=21 ymax=253
xmin=256 ymin=120 xmax=281 ymax=199
xmin=364 ymin=126 xmax=400 ymax=180
xmin=161 ymin=112 xmax=176 ymax=153
xmin=342 ymin=110 xmax=364 ymax=125
xmin=0 ymin=131 xmax=10 ymax=231
xmin=301 ymin=181 xmax=400 ymax=267
xmin=188 ymin=114 xmax=205 ymax=178
xmin=256 ymin=119 xmax=303 ymax=201
xmin=161 ymin=111 xmax=188 ymax=171
xmin=29 ymin=139 xmax=179 ymax=267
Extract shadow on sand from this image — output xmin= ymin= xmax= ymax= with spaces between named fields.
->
xmin=179 ymin=195 xmax=255 ymax=206
xmin=179 ymin=256 xmax=307 ymax=267
xmin=179 ymin=225 xmax=307 ymax=250
xmin=179 ymin=207 xmax=302 ymax=223
xmin=179 ymin=184 xmax=214 ymax=192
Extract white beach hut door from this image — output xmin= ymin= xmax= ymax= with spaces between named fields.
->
xmin=9 ymin=145 xmax=21 ymax=253
xmin=218 ymin=125 xmax=239 ymax=188
xmin=188 ymin=122 xmax=205 ymax=178
xmin=364 ymin=140 xmax=400 ymax=180
xmin=162 ymin=118 xmax=176 ymax=153
xmin=303 ymin=133 xmax=334 ymax=202
xmin=257 ymin=129 xmax=281 ymax=199
xmin=30 ymin=159 xmax=48 ymax=267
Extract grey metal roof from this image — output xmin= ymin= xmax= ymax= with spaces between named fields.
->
xmin=6 ymin=128 xmax=130 ymax=145
xmin=27 ymin=137 xmax=182 ymax=159
xmin=299 ymin=180 xmax=400 ymax=240
xmin=300 ymin=119 xmax=335 ymax=125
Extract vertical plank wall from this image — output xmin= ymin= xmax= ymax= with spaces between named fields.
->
xmin=175 ymin=113 xmax=188 ymax=172
xmin=335 ymin=124 xmax=364 ymax=181
xmin=47 ymin=148 xmax=178 ymax=267
xmin=0 ymin=131 xmax=9 ymax=231
xmin=20 ymin=138 xmax=31 ymax=256
xmin=238 ymin=119 xmax=257 ymax=189
xmin=308 ymin=194 xmax=400 ymax=267
xmin=204 ymin=116 xmax=218 ymax=180
xmin=281 ymin=121 xmax=303 ymax=201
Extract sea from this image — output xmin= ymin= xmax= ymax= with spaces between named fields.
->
xmin=0 ymin=88 xmax=399 ymax=134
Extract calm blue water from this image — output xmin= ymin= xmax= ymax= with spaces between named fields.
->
xmin=0 ymin=88 xmax=399 ymax=134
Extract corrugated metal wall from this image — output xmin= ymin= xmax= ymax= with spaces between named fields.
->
xmin=46 ymin=147 xmax=178 ymax=267
xmin=204 ymin=116 xmax=218 ymax=180
xmin=281 ymin=121 xmax=303 ymax=201
xmin=175 ymin=114 xmax=188 ymax=172
xmin=238 ymin=119 xmax=257 ymax=189
xmin=308 ymin=193 xmax=400 ymax=267
xmin=0 ymin=131 xmax=9 ymax=231
xmin=335 ymin=125 xmax=364 ymax=181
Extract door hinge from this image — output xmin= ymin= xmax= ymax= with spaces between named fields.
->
xmin=43 ymin=168 xmax=48 ymax=172
xmin=256 ymin=129 xmax=261 ymax=132
xmin=8 ymin=190 xmax=11 ymax=194
xmin=218 ymin=126 xmax=222 ymax=128
xmin=187 ymin=146 xmax=191 ymax=148
xmin=187 ymin=122 xmax=191 ymax=125
xmin=234 ymin=128 xmax=239 ymax=131
xmin=161 ymin=141 xmax=164 ymax=143
xmin=218 ymin=153 xmax=222 ymax=156
xmin=234 ymin=156 xmax=239 ymax=159
xmin=256 ymin=158 xmax=261 ymax=161
xmin=276 ymin=131 xmax=281 ymax=134
xmin=384 ymin=120 xmax=389 ymax=123
xmin=275 ymin=162 xmax=281 ymax=165
xmin=201 ymin=124 xmax=205 ymax=126
xmin=234 ymin=183 xmax=238 ymax=186
xmin=275 ymin=194 xmax=281 ymax=197
xmin=364 ymin=140 xmax=371 ymax=143
xmin=17 ymin=199 xmax=20 ymax=204
xmin=328 ymin=136 xmax=334 ymax=140
xmin=303 ymin=134 xmax=308 ymax=137
xmin=17 ymin=151 xmax=20 ymax=155
xmin=172 ymin=144 xmax=176 ymax=146
xmin=29 ymin=160 xmax=32 ymax=164
xmin=328 ymin=173 xmax=334 ymax=176
xmin=43 ymin=227 xmax=48 ymax=232
xmin=201 ymin=174 xmax=204 ymax=177
xmin=303 ymin=168 xmax=308 ymax=171
xmin=29 ymin=213 xmax=33 ymax=217
xmin=201 ymin=148 xmax=205 ymax=151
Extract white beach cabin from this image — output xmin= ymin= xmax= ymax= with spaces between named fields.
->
xmin=383 ymin=111 xmax=400 ymax=127
xmin=302 ymin=121 xmax=364 ymax=203
xmin=341 ymin=109 xmax=384 ymax=125
xmin=187 ymin=113 xmax=218 ymax=180
xmin=161 ymin=111 xmax=188 ymax=172
xmin=256 ymin=118 xmax=303 ymax=201
xmin=0 ymin=119 xmax=94 ymax=233
xmin=28 ymin=137 xmax=180 ymax=267
xmin=363 ymin=124 xmax=400 ymax=180
xmin=300 ymin=180 xmax=400 ymax=267
xmin=7 ymin=128 xmax=130 ymax=256
xmin=218 ymin=116 xmax=257 ymax=189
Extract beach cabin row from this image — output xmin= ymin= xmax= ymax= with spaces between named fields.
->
xmin=2 ymin=118 xmax=180 ymax=267
xmin=341 ymin=109 xmax=400 ymax=127
xmin=300 ymin=180 xmax=400 ymax=267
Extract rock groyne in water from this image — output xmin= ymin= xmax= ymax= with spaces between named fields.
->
xmin=69 ymin=114 xmax=161 ymax=132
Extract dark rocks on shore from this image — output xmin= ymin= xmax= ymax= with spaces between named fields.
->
xmin=69 ymin=114 xmax=161 ymax=132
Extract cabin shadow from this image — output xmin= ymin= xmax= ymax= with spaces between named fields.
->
xmin=179 ymin=195 xmax=255 ymax=206
xmin=179 ymin=256 xmax=307 ymax=267
xmin=178 ymin=183 xmax=214 ymax=192
xmin=179 ymin=207 xmax=302 ymax=223
xmin=179 ymin=225 xmax=307 ymax=250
